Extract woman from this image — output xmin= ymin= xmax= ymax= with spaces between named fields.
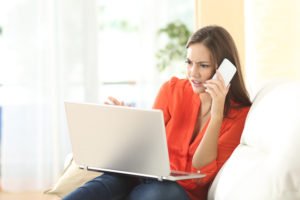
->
xmin=63 ymin=25 xmax=252 ymax=200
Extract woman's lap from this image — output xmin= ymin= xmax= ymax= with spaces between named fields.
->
xmin=63 ymin=173 xmax=137 ymax=200
xmin=63 ymin=173 xmax=190 ymax=200
xmin=126 ymin=178 xmax=190 ymax=200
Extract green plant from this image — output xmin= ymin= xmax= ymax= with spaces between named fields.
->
xmin=155 ymin=21 xmax=191 ymax=72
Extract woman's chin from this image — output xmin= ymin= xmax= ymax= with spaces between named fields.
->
xmin=192 ymin=87 xmax=206 ymax=94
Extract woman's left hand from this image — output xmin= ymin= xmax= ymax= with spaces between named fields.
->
xmin=204 ymin=71 xmax=230 ymax=119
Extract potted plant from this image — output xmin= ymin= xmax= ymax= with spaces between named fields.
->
xmin=155 ymin=21 xmax=191 ymax=74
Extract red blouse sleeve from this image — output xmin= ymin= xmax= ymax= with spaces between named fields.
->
xmin=152 ymin=78 xmax=176 ymax=125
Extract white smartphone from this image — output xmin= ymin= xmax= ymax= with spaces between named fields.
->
xmin=212 ymin=58 xmax=237 ymax=86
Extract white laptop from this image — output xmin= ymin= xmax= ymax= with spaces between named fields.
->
xmin=64 ymin=102 xmax=205 ymax=181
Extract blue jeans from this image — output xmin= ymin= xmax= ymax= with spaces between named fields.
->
xmin=63 ymin=173 xmax=190 ymax=200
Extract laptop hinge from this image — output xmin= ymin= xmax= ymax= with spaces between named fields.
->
xmin=79 ymin=165 xmax=89 ymax=171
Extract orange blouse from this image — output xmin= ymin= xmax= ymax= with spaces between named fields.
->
xmin=153 ymin=77 xmax=250 ymax=200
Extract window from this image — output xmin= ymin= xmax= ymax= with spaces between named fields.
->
xmin=96 ymin=0 xmax=194 ymax=107
xmin=0 ymin=0 xmax=193 ymax=190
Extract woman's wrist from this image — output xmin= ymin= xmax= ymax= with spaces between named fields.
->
xmin=210 ymin=114 xmax=223 ymax=123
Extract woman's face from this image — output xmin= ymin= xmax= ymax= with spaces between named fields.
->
xmin=186 ymin=43 xmax=215 ymax=94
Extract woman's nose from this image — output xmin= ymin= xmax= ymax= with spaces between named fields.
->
xmin=190 ymin=63 xmax=199 ymax=76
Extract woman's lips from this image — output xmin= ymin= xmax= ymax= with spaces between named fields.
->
xmin=191 ymin=80 xmax=203 ymax=88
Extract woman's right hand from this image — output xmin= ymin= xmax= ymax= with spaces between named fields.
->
xmin=104 ymin=96 xmax=125 ymax=106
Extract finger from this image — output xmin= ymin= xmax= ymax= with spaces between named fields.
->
xmin=208 ymin=71 xmax=226 ymax=89
xmin=206 ymin=77 xmax=228 ymax=95
xmin=216 ymin=71 xmax=226 ymax=87
xmin=205 ymin=86 xmax=217 ymax=98
xmin=204 ymin=82 xmax=222 ymax=95
xmin=104 ymin=101 xmax=112 ymax=105
xmin=107 ymin=96 xmax=122 ymax=105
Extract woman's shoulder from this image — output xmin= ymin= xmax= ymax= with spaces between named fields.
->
xmin=228 ymin=101 xmax=250 ymax=118
xmin=164 ymin=76 xmax=191 ymax=91
xmin=158 ymin=77 xmax=193 ymax=102
xmin=237 ymin=106 xmax=250 ymax=116
xmin=227 ymin=104 xmax=251 ymax=119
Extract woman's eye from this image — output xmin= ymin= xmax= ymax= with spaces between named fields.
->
xmin=185 ymin=60 xmax=192 ymax=65
xmin=200 ymin=64 xmax=209 ymax=68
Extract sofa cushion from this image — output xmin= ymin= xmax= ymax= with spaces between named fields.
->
xmin=208 ymin=80 xmax=300 ymax=200
xmin=44 ymin=155 xmax=102 ymax=198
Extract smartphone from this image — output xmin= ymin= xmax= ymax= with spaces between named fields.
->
xmin=212 ymin=58 xmax=237 ymax=86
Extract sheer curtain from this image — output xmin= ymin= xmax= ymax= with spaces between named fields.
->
xmin=0 ymin=0 xmax=98 ymax=191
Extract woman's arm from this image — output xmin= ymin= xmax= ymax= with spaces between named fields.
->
xmin=192 ymin=116 xmax=223 ymax=168
xmin=152 ymin=79 xmax=174 ymax=125
xmin=193 ymin=108 xmax=249 ymax=185
xmin=192 ymin=71 xmax=229 ymax=168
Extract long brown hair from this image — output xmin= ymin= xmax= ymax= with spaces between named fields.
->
xmin=186 ymin=25 xmax=251 ymax=116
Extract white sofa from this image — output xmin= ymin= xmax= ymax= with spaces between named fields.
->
xmin=208 ymin=80 xmax=300 ymax=200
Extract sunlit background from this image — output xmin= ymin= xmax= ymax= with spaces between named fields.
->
xmin=0 ymin=0 xmax=300 ymax=192
xmin=0 ymin=0 xmax=194 ymax=191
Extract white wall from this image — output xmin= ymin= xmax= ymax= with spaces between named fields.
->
xmin=245 ymin=0 xmax=300 ymax=98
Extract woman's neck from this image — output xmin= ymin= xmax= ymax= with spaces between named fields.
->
xmin=199 ymin=92 xmax=212 ymax=117
xmin=199 ymin=92 xmax=211 ymax=105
